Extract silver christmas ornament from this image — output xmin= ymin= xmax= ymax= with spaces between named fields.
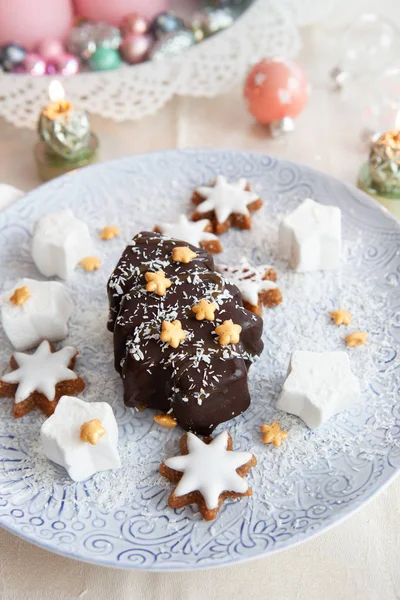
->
xmin=329 ymin=66 xmax=349 ymax=91
xmin=191 ymin=7 xmax=235 ymax=38
xmin=269 ymin=117 xmax=295 ymax=138
xmin=150 ymin=30 xmax=196 ymax=61
xmin=67 ymin=22 xmax=121 ymax=60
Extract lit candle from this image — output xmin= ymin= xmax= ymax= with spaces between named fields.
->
xmin=358 ymin=113 xmax=400 ymax=219
xmin=35 ymin=81 xmax=99 ymax=182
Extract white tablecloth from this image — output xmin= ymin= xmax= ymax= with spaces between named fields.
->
xmin=1 ymin=4 xmax=400 ymax=597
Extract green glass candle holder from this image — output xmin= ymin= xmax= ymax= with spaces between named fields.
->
xmin=357 ymin=163 xmax=400 ymax=219
xmin=34 ymin=133 xmax=99 ymax=182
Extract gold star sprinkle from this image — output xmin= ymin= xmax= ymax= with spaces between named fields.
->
xmin=145 ymin=270 xmax=172 ymax=296
xmin=154 ymin=414 xmax=177 ymax=428
xmin=160 ymin=320 xmax=186 ymax=348
xmin=80 ymin=419 xmax=105 ymax=445
xmin=192 ymin=299 xmax=217 ymax=321
xmin=214 ymin=319 xmax=242 ymax=345
xmin=330 ymin=308 xmax=352 ymax=326
xmin=260 ymin=422 xmax=288 ymax=447
xmin=345 ymin=331 xmax=368 ymax=347
xmin=172 ymin=246 xmax=197 ymax=263
xmin=100 ymin=225 xmax=120 ymax=240
xmin=80 ymin=256 xmax=101 ymax=272
xmin=9 ymin=286 xmax=31 ymax=306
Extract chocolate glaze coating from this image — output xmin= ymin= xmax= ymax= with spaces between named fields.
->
xmin=107 ymin=232 xmax=264 ymax=435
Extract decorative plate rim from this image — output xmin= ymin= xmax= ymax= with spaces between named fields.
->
xmin=0 ymin=148 xmax=399 ymax=571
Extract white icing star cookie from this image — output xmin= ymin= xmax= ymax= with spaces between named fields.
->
xmin=1 ymin=340 xmax=79 ymax=404
xmin=217 ymin=258 xmax=282 ymax=315
xmin=0 ymin=341 xmax=85 ymax=418
xmin=193 ymin=175 xmax=262 ymax=230
xmin=160 ymin=431 xmax=256 ymax=520
xmin=155 ymin=214 xmax=222 ymax=253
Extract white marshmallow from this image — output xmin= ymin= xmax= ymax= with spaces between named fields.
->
xmin=279 ymin=198 xmax=341 ymax=271
xmin=41 ymin=395 xmax=121 ymax=482
xmin=276 ymin=350 xmax=361 ymax=429
xmin=32 ymin=209 xmax=94 ymax=279
xmin=1 ymin=278 xmax=73 ymax=351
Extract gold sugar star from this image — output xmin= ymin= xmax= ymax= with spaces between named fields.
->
xmin=215 ymin=319 xmax=242 ymax=345
xmin=80 ymin=419 xmax=105 ymax=445
xmin=100 ymin=225 xmax=120 ymax=240
xmin=172 ymin=246 xmax=197 ymax=264
xmin=260 ymin=422 xmax=288 ymax=447
xmin=345 ymin=331 xmax=368 ymax=347
xmin=145 ymin=270 xmax=172 ymax=296
xmin=192 ymin=299 xmax=217 ymax=321
xmin=154 ymin=414 xmax=177 ymax=428
xmin=330 ymin=308 xmax=352 ymax=326
xmin=9 ymin=286 xmax=31 ymax=306
xmin=160 ymin=320 xmax=186 ymax=348
xmin=80 ymin=256 xmax=101 ymax=272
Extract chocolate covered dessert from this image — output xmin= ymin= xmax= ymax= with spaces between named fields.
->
xmin=107 ymin=232 xmax=263 ymax=435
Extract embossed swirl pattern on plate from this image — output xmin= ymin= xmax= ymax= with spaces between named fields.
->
xmin=0 ymin=149 xmax=399 ymax=570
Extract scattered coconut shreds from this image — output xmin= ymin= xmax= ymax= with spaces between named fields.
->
xmin=0 ymin=211 xmax=398 ymax=524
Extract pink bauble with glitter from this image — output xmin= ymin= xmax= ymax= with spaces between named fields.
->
xmin=120 ymin=32 xmax=152 ymax=64
xmin=36 ymin=38 xmax=64 ymax=60
xmin=244 ymin=58 xmax=309 ymax=125
xmin=120 ymin=13 xmax=149 ymax=36
xmin=0 ymin=0 xmax=73 ymax=50
xmin=55 ymin=52 xmax=80 ymax=76
xmin=14 ymin=53 xmax=46 ymax=76
xmin=73 ymin=0 xmax=169 ymax=25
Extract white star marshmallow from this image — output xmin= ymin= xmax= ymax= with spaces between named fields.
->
xmin=1 ymin=340 xmax=78 ymax=403
xmin=1 ymin=278 xmax=73 ymax=351
xmin=217 ymin=258 xmax=278 ymax=307
xmin=279 ymin=198 xmax=341 ymax=271
xmin=195 ymin=175 xmax=260 ymax=225
xmin=41 ymin=395 xmax=121 ymax=482
xmin=165 ymin=431 xmax=252 ymax=510
xmin=276 ymin=350 xmax=361 ymax=429
xmin=156 ymin=214 xmax=218 ymax=248
xmin=32 ymin=209 xmax=94 ymax=279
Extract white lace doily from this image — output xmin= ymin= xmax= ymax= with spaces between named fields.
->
xmin=0 ymin=0 xmax=333 ymax=128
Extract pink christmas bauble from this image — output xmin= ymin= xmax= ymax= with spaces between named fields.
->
xmin=73 ymin=0 xmax=169 ymax=25
xmin=45 ymin=61 xmax=58 ymax=75
xmin=120 ymin=13 xmax=149 ymax=36
xmin=54 ymin=52 xmax=80 ymax=76
xmin=120 ymin=32 xmax=152 ymax=65
xmin=244 ymin=58 xmax=309 ymax=125
xmin=14 ymin=52 xmax=46 ymax=76
xmin=36 ymin=38 xmax=64 ymax=60
xmin=0 ymin=0 xmax=73 ymax=50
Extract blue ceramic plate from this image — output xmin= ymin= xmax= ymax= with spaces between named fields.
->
xmin=0 ymin=149 xmax=399 ymax=570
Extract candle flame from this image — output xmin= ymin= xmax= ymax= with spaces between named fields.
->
xmin=48 ymin=80 xmax=65 ymax=103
